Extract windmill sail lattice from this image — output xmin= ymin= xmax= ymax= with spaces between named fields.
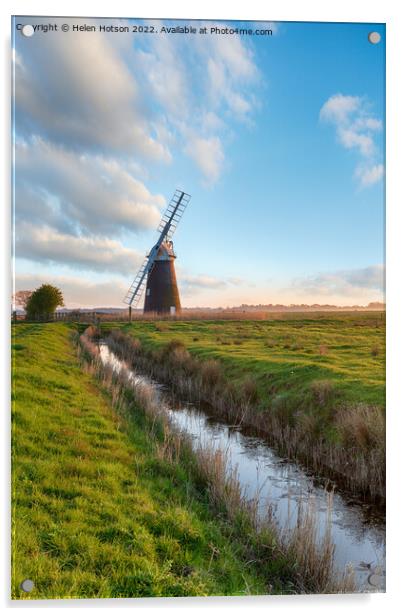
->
xmin=124 ymin=189 xmax=191 ymax=309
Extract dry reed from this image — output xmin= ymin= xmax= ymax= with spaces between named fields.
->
xmin=105 ymin=329 xmax=384 ymax=502
xmin=75 ymin=327 xmax=356 ymax=594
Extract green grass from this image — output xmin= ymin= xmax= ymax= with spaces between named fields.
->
xmin=111 ymin=312 xmax=385 ymax=405
xmin=12 ymin=323 xmax=295 ymax=599
xmin=109 ymin=312 xmax=385 ymax=410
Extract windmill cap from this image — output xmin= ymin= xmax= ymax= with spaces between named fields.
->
xmin=155 ymin=240 xmax=176 ymax=260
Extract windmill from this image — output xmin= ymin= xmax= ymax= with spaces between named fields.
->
xmin=124 ymin=189 xmax=191 ymax=317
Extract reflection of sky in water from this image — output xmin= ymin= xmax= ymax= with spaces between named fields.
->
xmin=99 ymin=344 xmax=385 ymax=592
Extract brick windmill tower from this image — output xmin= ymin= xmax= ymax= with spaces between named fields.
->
xmin=124 ymin=189 xmax=191 ymax=316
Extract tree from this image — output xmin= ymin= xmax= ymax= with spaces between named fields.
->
xmin=13 ymin=290 xmax=33 ymax=310
xmin=25 ymin=284 xmax=64 ymax=320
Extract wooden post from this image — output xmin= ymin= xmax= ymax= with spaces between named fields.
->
xmin=128 ymin=306 xmax=132 ymax=322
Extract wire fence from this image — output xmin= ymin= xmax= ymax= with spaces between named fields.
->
xmin=12 ymin=311 xmax=107 ymax=323
xmin=12 ymin=308 xmax=385 ymax=324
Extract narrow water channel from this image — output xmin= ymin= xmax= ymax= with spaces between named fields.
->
xmin=98 ymin=342 xmax=385 ymax=593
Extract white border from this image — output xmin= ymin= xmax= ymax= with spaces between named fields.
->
xmin=2 ymin=1 xmax=402 ymax=614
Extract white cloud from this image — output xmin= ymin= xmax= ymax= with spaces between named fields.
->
xmin=179 ymin=272 xmax=251 ymax=298
xmin=181 ymin=274 xmax=227 ymax=290
xmin=15 ymin=139 xmax=165 ymax=236
xmin=134 ymin=34 xmax=189 ymax=119
xmin=200 ymin=29 xmax=259 ymax=121
xmin=355 ymin=164 xmax=384 ymax=187
xmin=15 ymin=273 xmax=128 ymax=309
xmin=291 ymin=264 xmax=385 ymax=297
xmin=15 ymin=223 xmax=143 ymax=275
xmin=320 ymin=94 xmax=361 ymax=124
xmin=184 ymin=135 xmax=224 ymax=185
xmin=128 ymin=22 xmax=260 ymax=182
xmin=320 ymin=93 xmax=383 ymax=188
xmin=353 ymin=117 xmax=382 ymax=132
xmin=337 ymin=127 xmax=374 ymax=157
xmin=15 ymin=22 xmax=170 ymax=161
xmin=201 ymin=111 xmax=224 ymax=133
xmin=14 ymin=18 xmax=261 ymax=186
xmin=13 ymin=17 xmax=264 ymax=297
xmin=204 ymin=29 xmax=258 ymax=81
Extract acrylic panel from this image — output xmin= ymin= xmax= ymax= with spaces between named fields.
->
xmin=11 ymin=16 xmax=385 ymax=600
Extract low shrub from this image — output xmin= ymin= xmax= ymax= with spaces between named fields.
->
xmin=310 ymin=380 xmax=334 ymax=406
xmin=335 ymin=404 xmax=385 ymax=450
xmin=162 ymin=339 xmax=187 ymax=358
xmin=296 ymin=412 xmax=322 ymax=439
xmin=240 ymin=377 xmax=259 ymax=404
xmin=371 ymin=344 xmax=380 ymax=358
xmin=155 ymin=322 xmax=169 ymax=332
xmin=130 ymin=337 xmax=142 ymax=352
xmin=170 ymin=346 xmax=191 ymax=366
xmin=271 ymin=393 xmax=295 ymax=427
xmin=200 ymin=360 xmax=223 ymax=388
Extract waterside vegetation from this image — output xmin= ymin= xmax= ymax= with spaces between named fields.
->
xmin=11 ymin=322 xmax=355 ymax=599
xmin=103 ymin=313 xmax=385 ymax=502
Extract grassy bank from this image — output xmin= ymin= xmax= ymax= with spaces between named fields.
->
xmin=12 ymin=322 xmax=338 ymax=599
xmin=102 ymin=313 xmax=385 ymax=500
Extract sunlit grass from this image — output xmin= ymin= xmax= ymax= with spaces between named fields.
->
xmin=103 ymin=313 xmax=385 ymax=498
xmin=12 ymin=323 xmax=289 ymax=599
xmin=117 ymin=313 xmax=385 ymax=410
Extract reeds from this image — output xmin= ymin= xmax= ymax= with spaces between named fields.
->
xmin=282 ymin=493 xmax=355 ymax=593
xmin=335 ymin=404 xmax=385 ymax=451
xmin=310 ymin=379 xmax=334 ymax=406
xmin=104 ymin=329 xmax=385 ymax=502
xmin=76 ymin=327 xmax=356 ymax=594
xmin=74 ymin=308 xmax=383 ymax=323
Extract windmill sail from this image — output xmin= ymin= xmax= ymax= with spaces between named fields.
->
xmin=124 ymin=189 xmax=191 ymax=307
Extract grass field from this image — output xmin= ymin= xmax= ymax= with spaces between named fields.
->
xmin=114 ymin=312 xmax=385 ymax=410
xmin=12 ymin=322 xmax=302 ymax=599
xmin=103 ymin=312 xmax=385 ymax=498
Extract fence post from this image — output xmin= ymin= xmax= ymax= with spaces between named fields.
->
xmin=129 ymin=306 xmax=132 ymax=322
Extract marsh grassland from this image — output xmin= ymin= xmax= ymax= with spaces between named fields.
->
xmin=12 ymin=313 xmax=383 ymax=599
xmin=113 ymin=313 xmax=385 ymax=409
xmin=12 ymin=322 xmax=334 ymax=599
xmin=105 ymin=312 xmax=385 ymax=500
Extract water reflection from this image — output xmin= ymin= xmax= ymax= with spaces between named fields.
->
xmin=98 ymin=342 xmax=385 ymax=592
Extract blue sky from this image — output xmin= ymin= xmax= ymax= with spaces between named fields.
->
xmin=13 ymin=17 xmax=385 ymax=307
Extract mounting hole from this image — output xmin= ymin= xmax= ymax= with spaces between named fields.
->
xmin=21 ymin=24 xmax=35 ymax=37
xmin=367 ymin=573 xmax=382 ymax=587
xmin=368 ymin=31 xmax=381 ymax=44
xmin=20 ymin=579 xmax=34 ymax=592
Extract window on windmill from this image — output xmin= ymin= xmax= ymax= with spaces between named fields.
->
xmin=146 ymin=289 xmax=150 ymax=296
